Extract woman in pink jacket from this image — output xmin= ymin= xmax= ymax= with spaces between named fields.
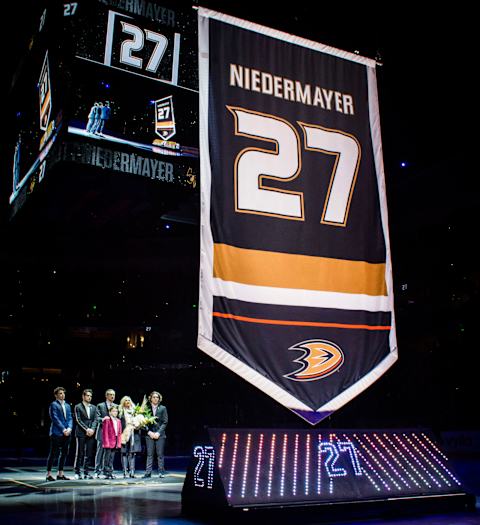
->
xmin=102 ymin=405 xmax=122 ymax=479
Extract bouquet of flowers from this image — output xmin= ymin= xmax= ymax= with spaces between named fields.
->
xmin=121 ymin=396 xmax=157 ymax=444
xmin=133 ymin=396 xmax=157 ymax=427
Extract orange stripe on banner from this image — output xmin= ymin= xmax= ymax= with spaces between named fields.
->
xmin=213 ymin=312 xmax=391 ymax=331
xmin=213 ymin=243 xmax=388 ymax=296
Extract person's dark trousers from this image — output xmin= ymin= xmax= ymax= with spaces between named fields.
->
xmin=94 ymin=440 xmax=106 ymax=474
xmin=103 ymin=448 xmax=116 ymax=475
xmin=74 ymin=436 xmax=96 ymax=474
xmin=145 ymin=436 xmax=166 ymax=474
xmin=47 ymin=435 xmax=70 ymax=472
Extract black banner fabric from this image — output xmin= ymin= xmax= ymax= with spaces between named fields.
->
xmin=198 ymin=9 xmax=397 ymax=425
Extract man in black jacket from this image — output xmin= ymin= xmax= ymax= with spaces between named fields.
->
xmin=73 ymin=389 xmax=97 ymax=479
xmin=94 ymin=388 xmax=116 ymax=477
xmin=143 ymin=391 xmax=168 ymax=478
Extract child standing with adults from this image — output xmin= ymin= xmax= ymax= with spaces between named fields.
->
xmin=102 ymin=405 xmax=122 ymax=479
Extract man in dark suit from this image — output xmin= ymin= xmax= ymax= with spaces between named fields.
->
xmin=73 ymin=389 xmax=97 ymax=479
xmin=143 ymin=391 xmax=168 ymax=478
xmin=46 ymin=386 xmax=73 ymax=481
xmin=94 ymin=388 xmax=116 ymax=477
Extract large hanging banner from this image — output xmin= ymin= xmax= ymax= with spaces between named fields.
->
xmin=197 ymin=8 xmax=397 ymax=425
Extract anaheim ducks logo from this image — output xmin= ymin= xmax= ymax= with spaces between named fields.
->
xmin=284 ymin=339 xmax=344 ymax=381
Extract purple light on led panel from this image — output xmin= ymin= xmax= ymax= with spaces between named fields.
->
xmin=254 ymin=433 xmax=264 ymax=497
xmin=420 ymin=432 xmax=448 ymax=461
xmin=382 ymin=433 xmax=426 ymax=488
xmin=219 ymin=432 xmax=227 ymax=469
xmin=360 ymin=433 xmax=402 ymax=491
xmin=403 ymin=434 xmax=449 ymax=487
xmin=267 ymin=433 xmax=276 ymax=497
xmin=371 ymin=433 xmax=411 ymax=489
xmin=293 ymin=433 xmax=299 ymax=496
xmin=352 ymin=434 xmax=384 ymax=492
xmin=386 ymin=433 xmax=431 ymax=488
xmin=280 ymin=434 xmax=288 ymax=496
xmin=415 ymin=433 xmax=462 ymax=486
xmin=403 ymin=434 xmax=443 ymax=488
xmin=227 ymin=433 xmax=239 ymax=498
xmin=241 ymin=433 xmax=252 ymax=498
xmin=317 ymin=433 xmax=322 ymax=495
xmin=357 ymin=433 xmax=393 ymax=491
xmin=305 ymin=433 xmax=311 ymax=496
xmin=393 ymin=433 xmax=434 ymax=488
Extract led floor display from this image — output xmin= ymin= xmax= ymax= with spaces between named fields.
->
xmin=183 ymin=429 xmax=467 ymax=511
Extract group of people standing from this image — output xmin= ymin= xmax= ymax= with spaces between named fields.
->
xmin=46 ymin=387 xmax=168 ymax=481
xmin=86 ymin=101 xmax=111 ymax=135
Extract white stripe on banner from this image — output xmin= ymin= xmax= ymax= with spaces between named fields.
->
xmin=367 ymin=66 xmax=398 ymax=352
xmin=198 ymin=12 xmax=215 ymax=342
xmin=212 ymin=278 xmax=392 ymax=313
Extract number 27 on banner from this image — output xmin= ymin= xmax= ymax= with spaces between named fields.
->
xmin=228 ymin=106 xmax=361 ymax=226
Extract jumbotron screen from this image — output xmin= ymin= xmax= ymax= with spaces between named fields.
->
xmin=9 ymin=0 xmax=199 ymax=216
xmin=9 ymin=5 xmax=66 ymax=212
xmin=64 ymin=0 xmax=198 ymax=185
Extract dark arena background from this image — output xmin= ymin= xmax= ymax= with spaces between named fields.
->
xmin=0 ymin=1 xmax=478 ymax=524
